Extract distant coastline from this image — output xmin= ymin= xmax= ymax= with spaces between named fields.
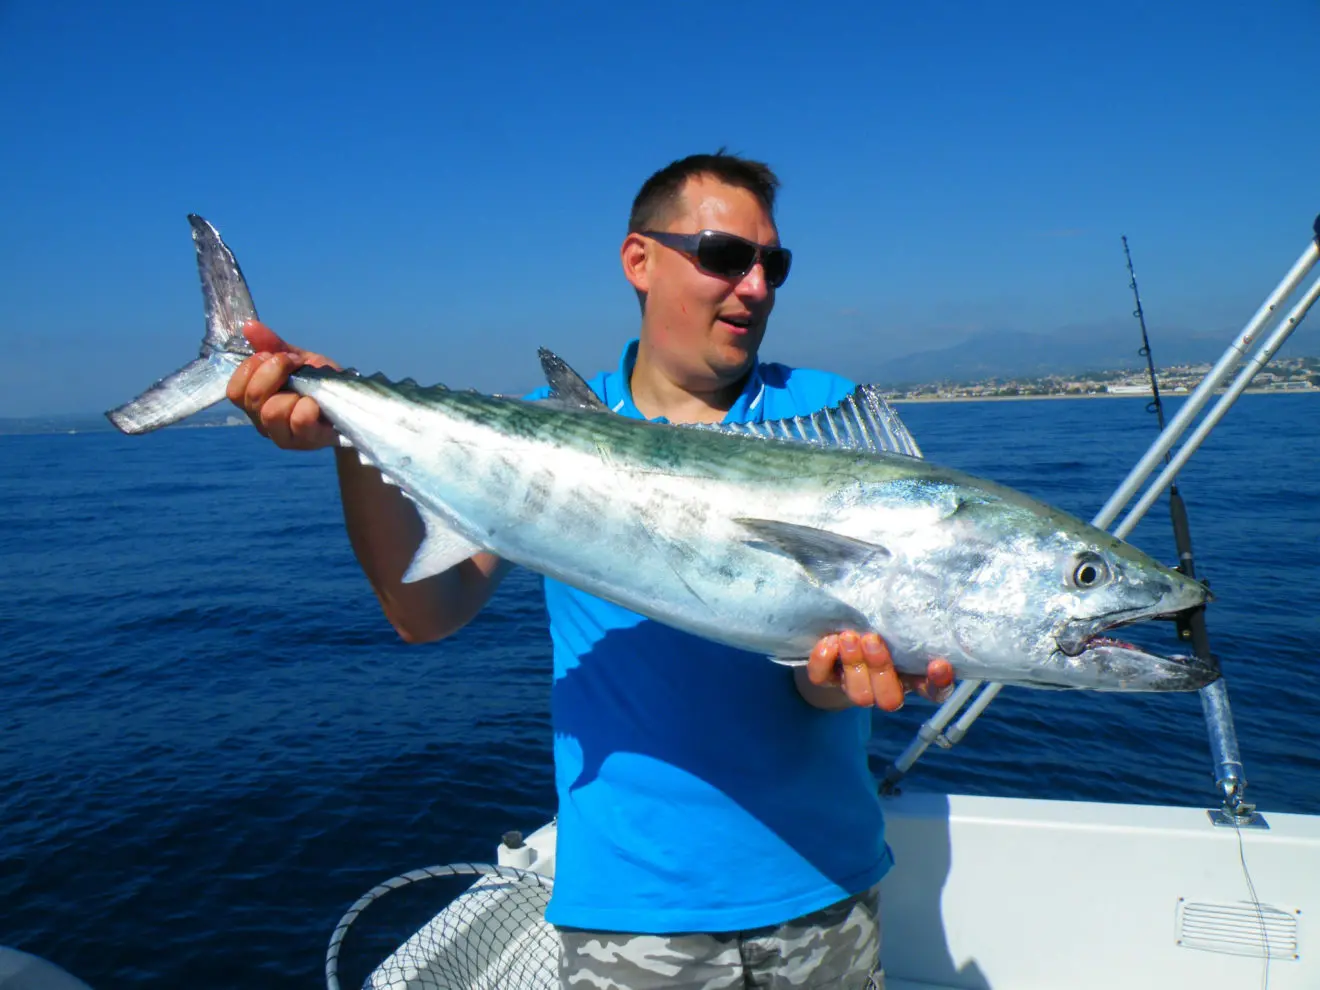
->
xmin=888 ymin=387 xmax=1320 ymax=405
xmin=0 ymin=414 xmax=251 ymax=437
xmin=882 ymin=354 xmax=1318 ymax=405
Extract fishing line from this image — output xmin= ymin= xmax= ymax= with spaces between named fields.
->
xmin=1231 ymin=817 xmax=1270 ymax=990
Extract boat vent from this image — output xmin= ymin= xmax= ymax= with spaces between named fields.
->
xmin=1175 ymin=899 xmax=1300 ymax=960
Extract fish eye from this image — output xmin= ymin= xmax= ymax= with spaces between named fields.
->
xmin=1067 ymin=553 xmax=1110 ymax=590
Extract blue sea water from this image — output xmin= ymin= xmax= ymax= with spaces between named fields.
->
xmin=2 ymin=394 xmax=1318 ymax=988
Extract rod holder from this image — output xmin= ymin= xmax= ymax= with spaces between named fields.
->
xmin=1201 ymin=679 xmax=1268 ymax=829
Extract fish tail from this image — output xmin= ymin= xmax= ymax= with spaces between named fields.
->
xmin=106 ymin=215 xmax=257 ymax=434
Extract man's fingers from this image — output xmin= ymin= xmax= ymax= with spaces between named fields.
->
xmin=226 ymin=354 xmax=264 ymax=407
xmin=899 ymin=658 xmax=957 ymax=704
xmin=927 ymin=658 xmax=955 ymax=690
xmin=243 ymin=353 xmax=297 ymax=414
xmin=288 ymin=395 xmax=335 ymax=447
xmin=258 ymin=393 xmax=301 ymax=446
xmin=241 ymin=320 xmax=341 ymax=371
xmin=808 ymin=634 xmax=840 ymax=685
xmin=226 ymin=347 xmax=337 ymax=450
xmin=838 ymin=632 xmax=874 ymax=707
xmin=257 ymin=393 xmax=337 ymax=450
xmin=807 ymin=632 xmax=956 ymax=711
xmin=243 ymin=320 xmax=299 ymax=356
xmin=861 ymin=633 xmax=905 ymax=712
xmin=222 ymin=323 xmax=340 ymax=450
xmin=820 ymin=630 xmax=909 ymax=711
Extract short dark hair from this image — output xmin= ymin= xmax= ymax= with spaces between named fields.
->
xmin=628 ymin=150 xmax=780 ymax=233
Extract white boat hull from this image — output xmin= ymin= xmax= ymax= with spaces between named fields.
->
xmin=363 ymin=793 xmax=1320 ymax=989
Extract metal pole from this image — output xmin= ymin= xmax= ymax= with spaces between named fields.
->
xmin=1092 ymin=237 xmax=1319 ymax=531
xmin=880 ymin=220 xmax=1320 ymax=792
xmin=942 ymin=682 xmax=1005 ymax=746
xmin=879 ymin=680 xmax=982 ymax=794
xmin=1113 ymin=270 xmax=1320 ymax=540
xmin=1201 ymin=679 xmax=1265 ymax=827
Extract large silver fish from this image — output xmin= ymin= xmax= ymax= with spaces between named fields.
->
xmin=109 ymin=216 xmax=1218 ymax=692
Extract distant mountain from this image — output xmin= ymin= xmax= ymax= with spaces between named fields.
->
xmin=863 ymin=327 xmax=1236 ymax=387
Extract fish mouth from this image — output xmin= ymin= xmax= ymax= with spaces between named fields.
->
xmin=1053 ymin=601 xmax=1219 ymax=692
xmin=1055 ymin=608 xmax=1170 ymax=658
xmin=1055 ymin=573 xmax=1213 ymax=660
xmin=1063 ymin=639 xmax=1220 ymax=691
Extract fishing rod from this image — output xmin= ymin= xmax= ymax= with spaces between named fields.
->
xmin=881 ymin=213 xmax=1320 ymax=801
xmin=1123 ymin=236 xmax=1167 ymax=431
xmin=1122 ymin=236 xmax=1254 ymax=826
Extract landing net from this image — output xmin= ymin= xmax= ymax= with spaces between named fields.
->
xmin=326 ymin=863 xmax=559 ymax=990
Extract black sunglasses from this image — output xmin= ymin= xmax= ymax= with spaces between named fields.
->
xmin=641 ymin=229 xmax=792 ymax=288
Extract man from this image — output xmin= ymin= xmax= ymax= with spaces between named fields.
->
xmin=229 ymin=153 xmax=952 ymax=989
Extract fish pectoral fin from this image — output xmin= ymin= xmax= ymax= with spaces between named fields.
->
xmin=402 ymin=507 xmax=485 ymax=584
xmin=736 ymin=518 xmax=891 ymax=586
xmin=537 ymin=348 xmax=610 ymax=412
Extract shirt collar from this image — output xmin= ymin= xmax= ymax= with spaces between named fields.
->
xmin=608 ymin=339 xmax=766 ymax=425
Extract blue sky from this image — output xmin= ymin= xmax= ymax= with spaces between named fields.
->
xmin=2 ymin=1 xmax=1318 ymax=417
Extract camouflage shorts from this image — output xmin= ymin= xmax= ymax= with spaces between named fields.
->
xmin=556 ymin=883 xmax=883 ymax=990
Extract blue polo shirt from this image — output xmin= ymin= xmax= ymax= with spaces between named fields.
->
xmin=529 ymin=340 xmax=892 ymax=933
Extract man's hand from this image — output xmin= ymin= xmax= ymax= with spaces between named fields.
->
xmin=226 ymin=320 xmax=340 ymax=450
xmin=807 ymin=631 xmax=954 ymax=711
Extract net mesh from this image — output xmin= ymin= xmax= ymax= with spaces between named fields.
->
xmin=327 ymin=863 xmax=560 ymax=990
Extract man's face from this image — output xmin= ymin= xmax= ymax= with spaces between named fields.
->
xmin=633 ymin=175 xmax=780 ymax=383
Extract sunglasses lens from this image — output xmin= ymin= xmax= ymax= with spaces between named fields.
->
xmin=687 ymin=232 xmax=791 ymax=287
xmin=697 ymin=234 xmax=758 ymax=279
xmin=762 ymin=248 xmax=790 ymax=288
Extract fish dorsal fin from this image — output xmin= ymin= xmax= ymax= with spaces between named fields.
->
xmin=401 ymin=504 xmax=485 ymax=584
xmin=736 ymin=518 xmax=891 ymax=586
xmin=690 ymin=385 xmax=923 ymax=457
xmin=537 ymin=348 xmax=610 ymax=412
